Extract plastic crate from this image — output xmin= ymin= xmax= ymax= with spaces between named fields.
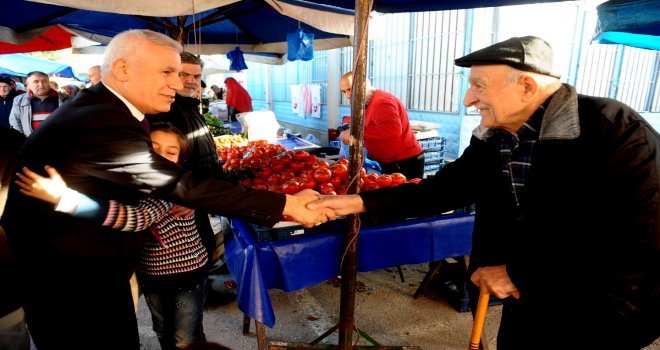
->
xmin=249 ymin=219 xmax=348 ymax=242
xmin=421 ymin=137 xmax=446 ymax=152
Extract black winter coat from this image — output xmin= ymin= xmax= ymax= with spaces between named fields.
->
xmin=361 ymin=84 xmax=660 ymax=348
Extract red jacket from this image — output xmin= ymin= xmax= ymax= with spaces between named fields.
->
xmin=363 ymin=90 xmax=422 ymax=164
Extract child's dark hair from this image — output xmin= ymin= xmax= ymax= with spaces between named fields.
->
xmin=149 ymin=122 xmax=190 ymax=162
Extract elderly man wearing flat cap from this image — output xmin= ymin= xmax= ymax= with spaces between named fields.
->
xmin=309 ymin=36 xmax=660 ymax=349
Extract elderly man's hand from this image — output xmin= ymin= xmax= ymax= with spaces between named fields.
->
xmin=470 ymin=265 xmax=520 ymax=299
xmin=306 ymin=194 xmax=366 ymax=217
xmin=283 ymin=189 xmax=337 ymax=228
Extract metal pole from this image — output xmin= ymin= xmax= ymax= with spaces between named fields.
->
xmin=338 ymin=0 xmax=370 ymax=349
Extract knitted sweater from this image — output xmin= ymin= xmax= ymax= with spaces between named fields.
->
xmin=65 ymin=194 xmax=208 ymax=281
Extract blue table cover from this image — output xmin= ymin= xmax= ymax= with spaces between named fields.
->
xmin=223 ymin=121 xmax=243 ymax=134
xmin=225 ymin=214 xmax=475 ymax=328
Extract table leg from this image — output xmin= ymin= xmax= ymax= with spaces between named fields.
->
xmin=413 ymin=260 xmax=443 ymax=298
xmin=255 ymin=319 xmax=267 ymax=350
xmin=242 ymin=313 xmax=251 ymax=335
xmin=396 ymin=265 xmax=406 ymax=283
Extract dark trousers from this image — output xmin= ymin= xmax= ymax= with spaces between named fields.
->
xmin=380 ymin=152 xmax=425 ymax=179
xmin=23 ymin=252 xmax=139 ymax=350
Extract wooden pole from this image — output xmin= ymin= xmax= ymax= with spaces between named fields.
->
xmin=337 ymin=0 xmax=370 ymax=349
xmin=468 ymin=293 xmax=490 ymax=350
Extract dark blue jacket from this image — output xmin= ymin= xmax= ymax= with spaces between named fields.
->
xmin=0 ymin=90 xmax=20 ymax=128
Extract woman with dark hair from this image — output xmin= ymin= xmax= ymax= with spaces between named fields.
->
xmin=224 ymin=77 xmax=252 ymax=122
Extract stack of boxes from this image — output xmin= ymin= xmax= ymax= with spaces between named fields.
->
xmin=419 ymin=136 xmax=446 ymax=178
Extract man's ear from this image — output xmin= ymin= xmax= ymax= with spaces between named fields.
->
xmin=520 ymin=74 xmax=538 ymax=101
xmin=111 ymin=59 xmax=130 ymax=82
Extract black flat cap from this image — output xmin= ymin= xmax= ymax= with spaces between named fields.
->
xmin=455 ymin=36 xmax=560 ymax=78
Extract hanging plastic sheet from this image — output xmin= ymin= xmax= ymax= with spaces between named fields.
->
xmin=287 ymin=29 xmax=314 ymax=62
xmin=226 ymin=47 xmax=248 ymax=71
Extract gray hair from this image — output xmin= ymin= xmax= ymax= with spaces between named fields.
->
xmin=180 ymin=52 xmax=204 ymax=68
xmin=506 ymin=66 xmax=561 ymax=93
xmin=102 ymin=29 xmax=183 ymax=78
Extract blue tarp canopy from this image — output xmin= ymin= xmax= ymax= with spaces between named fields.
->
xmin=0 ymin=0 xmax=355 ymax=62
xmin=304 ymin=0 xmax=571 ymax=12
xmin=593 ymin=0 xmax=660 ymax=50
xmin=0 ymin=53 xmax=78 ymax=78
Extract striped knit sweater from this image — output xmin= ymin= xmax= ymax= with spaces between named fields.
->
xmin=102 ymin=198 xmax=209 ymax=277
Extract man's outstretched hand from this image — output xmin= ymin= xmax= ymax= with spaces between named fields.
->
xmin=305 ymin=193 xmax=366 ymax=217
xmin=283 ymin=189 xmax=337 ymax=228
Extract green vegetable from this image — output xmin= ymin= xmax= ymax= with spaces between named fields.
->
xmin=203 ymin=113 xmax=232 ymax=136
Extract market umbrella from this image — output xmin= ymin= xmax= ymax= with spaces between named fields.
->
xmin=0 ymin=0 xmax=355 ymax=62
xmin=0 ymin=53 xmax=78 ymax=78
xmin=593 ymin=0 xmax=660 ymax=50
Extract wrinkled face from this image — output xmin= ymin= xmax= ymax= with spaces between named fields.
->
xmin=118 ymin=41 xmax=183 ymax=114
xmin=88 ymin=67 xmax=101 ymax=85
xmin=0 ymin=82 xmax=10 ymax=97
xmin=340 ymin=75 xmax=353 ymax=99
xmin=463 ymin=65 xmax=526 ymax=132
xmin=150 ymin=130 xmax=181 ymax=163
xmin=27 ymin=74 xmax=51 ymax=98
xmin=178 ymin=63 xmax=202 ymax=98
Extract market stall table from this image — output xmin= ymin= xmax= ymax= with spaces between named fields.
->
xmin=224 ymin=213 xmax=475 ymax=333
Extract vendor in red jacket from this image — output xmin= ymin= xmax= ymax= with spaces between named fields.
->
xmin=339 ymin=71 xmax=424 ymax=179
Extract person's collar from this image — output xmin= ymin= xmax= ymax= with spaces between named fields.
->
xmin=28 ymin=88 xmax=57 ymax=100
xmin=103 ymin=82 xmax=145 ymax=121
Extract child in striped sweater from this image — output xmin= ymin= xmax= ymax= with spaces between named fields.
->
xmin=17 ymin=122 xmax=210 ymax=350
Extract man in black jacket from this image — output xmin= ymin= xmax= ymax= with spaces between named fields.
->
xmin=0 ymin=29 xmax=332 ymax=350
xmin=0 ymin=77 xmax=20 ymax=129
xmin=309 ymin=36 xmax=659 ymax=349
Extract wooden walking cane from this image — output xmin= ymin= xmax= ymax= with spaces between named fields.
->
xmin=468 ymin=292 xmax=490 ymax=350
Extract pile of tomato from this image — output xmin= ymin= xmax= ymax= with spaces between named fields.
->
xmin=217 ymin=140 xmax=421 ymax=195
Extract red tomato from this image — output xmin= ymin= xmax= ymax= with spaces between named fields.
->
xmin=254 ymin=167 xmax=273 ymax=179
xmin=336 ymin=158 xmax=349 ymax=166
xmin=313 ymin=159 xmax=330 ymax=169
xmin=365 ymin=173 xmax=379 ymax=186
xmin=304 ymin=156 xmax=318 ymax=167
xmin=390 ymin=172 xmax=407 ymax=186
xmin=377 ymin=174 xmax=393 ymax=187
xmin=293 ymin=150 xmax=310 ymax=162
xmin=270 ymin=161 xmax=286 ymax=172
xmin=289 ymin=161 xmax=306 ymax=172
xmin=278 ymin=153 xmax=293 ymax=163
xmin=318 ymin=182 xmax=335 ymax=194
xmin=408 ymin=177 xmax=422 ymax=184
xmin=279 ymin=171 xmax=295 ymax=182
xmin=330 ymin=175 xmax=343 ymax=187
xmin=252 ymin=184 xmax=268 ymax=190
xmin=313 ymin=168 xmax=332 ymax=183
xmin=331 ymin=164 xmax=348 ymax=179
xmin=301 ymin=178 xmax=317 ymax=190
xmin=266 ymin=174 xmax=282 ymax=185
xmin=282 ymin=180 xmax=301 ymax=195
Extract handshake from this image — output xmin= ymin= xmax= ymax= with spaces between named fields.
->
xmin=282 ymin=189 xmax=366 ymax=228
xmin=16 ymin=165 xmax=367 ymax=230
